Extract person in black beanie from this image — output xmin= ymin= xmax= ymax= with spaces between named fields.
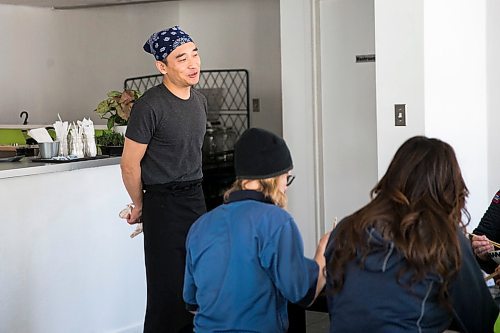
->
xmin=234 ymin=127 xmax=294 ymax=181
xmin=183 ymin=127 xmax=329 ymax=332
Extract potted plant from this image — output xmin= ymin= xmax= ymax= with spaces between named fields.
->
xmin=95 ymin=89 xmax=142 ymax=130
xmin=96 ymin=130 xmax=126 ymax=156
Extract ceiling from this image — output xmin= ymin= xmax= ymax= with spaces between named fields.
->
xmin=0 ymin=0 xmax=176 ymax=9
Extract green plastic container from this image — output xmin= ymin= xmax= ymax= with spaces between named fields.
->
xmin=0 ymin=129 xmax=27 ymax=145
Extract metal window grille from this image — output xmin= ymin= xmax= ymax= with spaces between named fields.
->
xmin=124 ymin=69 xmax=250 ymax=137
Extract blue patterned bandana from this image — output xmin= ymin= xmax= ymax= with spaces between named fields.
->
xmin=143 ymin=26 xmax=193 ymax=61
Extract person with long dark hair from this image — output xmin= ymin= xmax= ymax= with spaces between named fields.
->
xmin=325 ymin=136 xmax=498 ymax=332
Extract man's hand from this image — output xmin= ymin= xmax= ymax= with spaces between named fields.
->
xmin=128 ymin=205 xmax=142 ymax=225
xmin=119 ymin=203 xmax=142 ymax=225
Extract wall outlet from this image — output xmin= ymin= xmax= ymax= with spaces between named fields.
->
xmin=394 ymin=104 xmax=406 ymax=126
xmin=252 ymin=98 xmax=260 ymax=112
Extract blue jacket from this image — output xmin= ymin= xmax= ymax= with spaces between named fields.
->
xmin=325 ymin=224 xmax=498 ymax=333
xmin=183 ymin=190 xmax=318 ymax=333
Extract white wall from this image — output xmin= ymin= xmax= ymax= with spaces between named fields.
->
xmin=281 ymin=0 xmax=377 ymax=255
xmin=280 ymin=0 xmax=319 ymax=256
xmin=0 ymin=3 xmax=179 ymax=125
xmin=374 ymin=0 xmax=425 ymax=174
xmin=283 ymin=0 xmax=497 ymax=255
xmin=375 ymin=0 xmax=489 ymax=228
xmin=424 ymin=0 xmax=488 ymax=228
xmin=0 ymin=0 xmax=283 ymax=135
xmin=487 ymin=0 xmax=500 ymax=203
xmin=320 ymin=0 xmax=377 ymax=227
xmin=180 ymin=0 xmax=283 ymax=134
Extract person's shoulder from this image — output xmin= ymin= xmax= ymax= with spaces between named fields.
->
xmin=186 ymin=210 xmax=214 ymax=240
xmin=140 ymin=84 xmax=165 ymax=99
xmin=324 ymin=216 xmax=353 ymax=256
xmin=269 ymin=204 xmax=293 ymax=220
xmin=189 ymin=204 xmax=228 ymax=231
xmin=244 ymin=199 xmax=288 ymax=213
xmin=191 ymin=88 xmax=205 ymax=98
xmin=133 ymin=84 xmax=163 ymax=105
xmin=191 ymin=88 xmax=207 ymax=103
xmin=227 ymin=198 xmax=292 ymax=225
xmin=489 ymin=190 xmax=500 ymax=205
xmin=251 ymin=201 xmax=294 ymax=228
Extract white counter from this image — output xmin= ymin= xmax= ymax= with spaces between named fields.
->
xmin=0 ymin=158 xmax=146 ymax=333
xmin=0 ymin=156 xmax=122 ymax=179
xmin=0 ymin=124 xmax=108 ymax=130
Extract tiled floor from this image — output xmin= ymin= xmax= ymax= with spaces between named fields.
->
xmin=306 ymin=311 xmax=330 ymax=332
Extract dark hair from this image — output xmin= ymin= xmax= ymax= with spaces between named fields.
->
xmin=327 ymin=136 xmax=469 ymax=307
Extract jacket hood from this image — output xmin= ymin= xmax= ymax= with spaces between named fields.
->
xmin=358 ymin=227 xmax=404 ymax=272
xmin=357 ymin=227 xmax=443 ymax=284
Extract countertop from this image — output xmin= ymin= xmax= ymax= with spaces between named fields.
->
xmin=0 ymin=156 xmax=121 ymax=179
xmin=0 ymin=124 xmax=108 ymax=130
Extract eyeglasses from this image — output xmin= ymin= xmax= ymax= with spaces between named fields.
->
xmin=286 ymin=175 xmax=296 ymax=187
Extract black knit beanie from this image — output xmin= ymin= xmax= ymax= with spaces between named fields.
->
xmin=234 ymin=128 xmax=293 ymax=179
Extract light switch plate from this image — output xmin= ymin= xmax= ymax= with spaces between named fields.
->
xmin=395 ymin=104 xmax=406 ymax=126
xmin=252 ymin=98 xmax=260 ymax=112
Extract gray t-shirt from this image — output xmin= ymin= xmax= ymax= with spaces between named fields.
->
xmin=126 ymin=84 xmax=207 ymax=185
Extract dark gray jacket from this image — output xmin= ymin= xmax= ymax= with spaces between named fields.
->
xmin=474 ymin=190 xmax=500 ymax=273
xmin=325 ymin=225 xmax=498 ymax=333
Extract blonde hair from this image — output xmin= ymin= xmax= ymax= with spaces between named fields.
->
xmin=224 ymin=176 xmax=287 ymax=208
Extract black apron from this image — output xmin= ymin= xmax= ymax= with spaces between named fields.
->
xmin=142 ymin=180 xmax=206 ymax=333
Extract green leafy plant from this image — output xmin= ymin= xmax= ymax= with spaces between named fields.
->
xmin=96 ymin=131 xmax=125 ymax=146
xmin=95 ymin=90 xmax=142 ymax=129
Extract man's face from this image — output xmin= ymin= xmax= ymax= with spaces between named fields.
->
xmin=162 ymin=42 xmax=201 ymax=88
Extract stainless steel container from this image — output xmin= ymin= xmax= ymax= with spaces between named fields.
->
xmin=38 ymin=142 xmax=60 ymax=159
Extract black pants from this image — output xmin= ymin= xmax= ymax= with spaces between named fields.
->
xmin=142 ymin=181 xmax=206 ymax=333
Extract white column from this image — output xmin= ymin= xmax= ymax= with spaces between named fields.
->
xmin=374 ymin=0 xmax=425 ymax=175
xmin=487 ymin=0 xmax=500 ymax=199
xmin=375 ymin=0 xmax=489 ymax=227
xmin=424 ymin=0 xmax=488 ymax=227
xmin=280 ymin=0 xmax=321 ymax=256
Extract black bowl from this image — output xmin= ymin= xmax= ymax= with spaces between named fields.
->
xmin=99 ymin=145 xmax=123 ymax=156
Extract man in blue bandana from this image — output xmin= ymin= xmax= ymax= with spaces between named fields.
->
xmin=121 ymin=26 xmax=207 ymax=332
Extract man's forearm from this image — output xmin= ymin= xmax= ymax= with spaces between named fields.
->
xmin=122 ymin=167 xmax=143 ymax=209
xmin=120 ymin=138 xmax=148 ymax=223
